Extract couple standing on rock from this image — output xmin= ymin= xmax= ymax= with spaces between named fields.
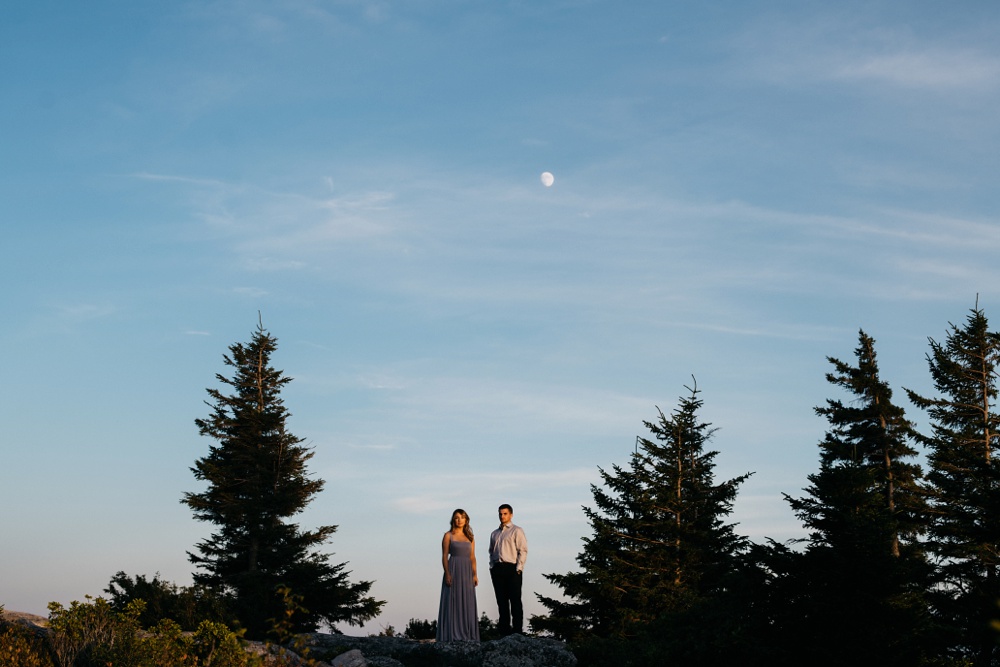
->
xmin=436 ymin=504 xmax=528 ymax=642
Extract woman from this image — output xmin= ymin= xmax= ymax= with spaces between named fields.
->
xmin=436 ymin=508 xmax=480 ymax=641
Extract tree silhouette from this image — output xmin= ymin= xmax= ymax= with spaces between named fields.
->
xmin=908 ymin=307 xmax=1000 ymax=666
xmin=533 ymin=381 xmax=750 ymax=644
xmin=775 ymin=330 xmax=932 ymax=665
xmin=183 ymin=321 xmax=383 ymax=637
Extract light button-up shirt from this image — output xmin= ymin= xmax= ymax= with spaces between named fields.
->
xmin=489 ymin=522 xmax=528 ymax=572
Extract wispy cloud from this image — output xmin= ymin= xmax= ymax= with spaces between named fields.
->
xmin=383 ymin=376 xmax=650 ymax=434
xmin=670 ymin=320 xmax=844 ymax=343
xmin=135 ymin=159 xmax=1000 ymax=328
xmin=843 ymin=207 xmax=1000 ymax=249
xmin=346 ymin=443 xmax=396 ymax=451
xmin=232 ymin=286 xmax=271 ymax=297
xmin=390 ymin=468 xmax=598 ymax=514
xmin=57 ymin=303 xmax=115 ymax=321
xmin=732 ymin=16 xmax=1000 ymax=93
xmin=833 ymin=50 xmax=1000 ymax=89
xmin=133 ymin=172 xmax=231 ymax=188
xmin=134 ymin=171 xmax=394 ymax=262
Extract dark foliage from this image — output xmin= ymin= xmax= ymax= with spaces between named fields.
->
xmin=182 ymin=321 xmax=383 ymax=638
xmin=403 ymin=618 xmax=437 ymax=640
xmin=907 ymin=307 xmax=1000 ymax=666
xmin=0 ymin=618 xmax=53 ymax=667
xmin=401 ymin=614 xmax=500 ymax=642
xmin=770 ymin=330 xmax=935 ymax=665
xmin=532 ymin=381 xmax=751 ymax=645
xmin=104 ymin=571 xmax=235 ymax=631
xmin=477 ymin=613 xmax=502 ymax=641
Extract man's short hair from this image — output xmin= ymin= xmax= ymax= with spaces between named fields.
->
xmin=499 ymin=503 xmax=513 ymax=514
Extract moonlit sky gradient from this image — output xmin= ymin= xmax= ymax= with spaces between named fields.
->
xmin=4 ymin=1 xmax=1000 ymax=633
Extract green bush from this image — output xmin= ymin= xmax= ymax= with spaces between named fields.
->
xmin=0 ymin=623 xmax=55 ymax=667
xmin=138 ymin=617 xmax=264 ymax=667
xmin=105 ymin=572 xmax=236 ymax=631
xmin=15 ymin=587 xmax=334 ymax=667
xmin=190 ymin=620 xmax=259 ymax=667
xmin=47 ymin=596 xmax=146 ymax=667
xmin=144 ymin=619 xmax=191 ymax=666
xmin=44 ymin=595 xmax=265 ymax=667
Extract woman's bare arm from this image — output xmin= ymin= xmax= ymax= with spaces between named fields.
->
xmin=442 ymin=532 xmax=452 ymax=586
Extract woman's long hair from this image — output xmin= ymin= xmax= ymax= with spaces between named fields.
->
xmin=450 ymin=508 xmax=474 ymax=541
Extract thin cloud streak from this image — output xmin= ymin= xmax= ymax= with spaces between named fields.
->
xmin=390 ymin=468 xmax=599 ymax=515
xmin=834 ymin=50 xmax=1000 ymax=89
xmin=57 ymin=303 xmax=116 ymax=321
xmin=732 ymin=13 xmax=1000 ymax=93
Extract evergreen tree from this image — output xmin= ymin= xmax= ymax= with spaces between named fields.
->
xmin=809 ymin=330 xmax=926 ymax=552
xmin=532 ymin=456 xmax=646 ymax=639
xmin=776 ymin=330 xmax=931 ymax=665
xmin=533 ymin=382 xmax=751 ymax=644
xmin=182 ymin=322 xmax=383 ymax=638
xmin=907 ymin=307 xmax=1000 ymax=666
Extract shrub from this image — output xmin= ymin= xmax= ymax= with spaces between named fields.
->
xmin=478 ymin=613 xmax=502 ymax=641
xmin=265 ymin=586 xmax=319 ymax=667
xmin=47 ymin=596 xmax=146 ymax=667
xmin=143 ymin=619 xmax=191 ymax=666
xmin=0 ymin=623 xmax=54 ymax=667
xmin=143 ymin=617 xmax=263 ymax=667
xmin=190 ymin=620 xmax=259 ymax=667
xmin=11 ymin=589 xmax=333 ymax=667
xmin=403 ymin=617 xmax=437 ymax=640
xmin=105 ymin=571 xmax=235 ymax=631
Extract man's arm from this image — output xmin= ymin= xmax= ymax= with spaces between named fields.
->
xmin=488 ymin=528 xmax=500 ymax=566
xmin=515 ymin=526 xmax=528 ymax=573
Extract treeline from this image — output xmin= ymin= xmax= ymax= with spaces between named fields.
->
xmin=8 ymin=310 xmax=1000 ymax=666
xmin=530 ymin=307 xmax=1000 ymax=667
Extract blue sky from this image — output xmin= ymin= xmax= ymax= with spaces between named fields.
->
xmin=3 ymin=0 xmax=1000 ymax=634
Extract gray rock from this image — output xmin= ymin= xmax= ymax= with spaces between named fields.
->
xmin=483 ymin=634 xmax=576 ymax=667
xmin=302 ymin=633 xmax=576 ymax=667
xmin=0 ymin=611 xmax=48 ymax=629
xmin=366 ymin=658 xmax=405 ymax=667
xmin=0 ymin=610 xmax=50 ymax=640
xmin=332 ymin=648 xmax=368 ymax=667
xmin=243 ymin=641 xmax=331 ymax=667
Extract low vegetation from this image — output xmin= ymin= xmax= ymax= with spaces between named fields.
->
xmin=0 ymin=591 xmax=322 ymax=667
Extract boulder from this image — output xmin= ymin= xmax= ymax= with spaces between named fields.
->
xmin=244 ymin=640 xmax=324 ymax=666
xmin=332 ymin=648 xmax=368 ymax=667
xmin=0 ymin=610 xmax=48 ymax=630
xmin=367 ymin=657 xmax=406 ymax=667
xmin=0 ymin=610 xmax=49 ymax=641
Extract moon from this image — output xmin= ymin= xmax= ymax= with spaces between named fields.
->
xmin=540 ymin=171 xmax=555 ymax=187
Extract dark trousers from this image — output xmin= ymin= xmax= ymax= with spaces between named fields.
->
xmin=490 ymin=562 xmax=523 ymax=634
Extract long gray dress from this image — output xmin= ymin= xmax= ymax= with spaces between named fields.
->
xmin=436 ymin=539 xmax=480 ymax=641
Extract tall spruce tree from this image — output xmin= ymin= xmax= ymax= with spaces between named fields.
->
xmin=183 ymin=322 xmax=383 ymax=638
xmin=907 ymin=307 xmax=1000 ymax=666
xmin=532 ymin=382 xmax=751 ymax=644
xmin=775 ymin=330 xmax=931 ymax=665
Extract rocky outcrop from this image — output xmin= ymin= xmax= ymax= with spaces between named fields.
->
xmin=1 ymin=610 xmax=575 ymax=667
xmin=0 ymin=610 xmax=48 ymax=630
xmin=0 ymin=610 xmax=49 ymax=641
xmin=305 ymin=633 xmax=577 ymax=667
xmin=331 ymin=648 xmax=368 ymax=667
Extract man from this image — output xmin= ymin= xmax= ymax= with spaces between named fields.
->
xmin=489 ymin=503 xmax=528 ymax=636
